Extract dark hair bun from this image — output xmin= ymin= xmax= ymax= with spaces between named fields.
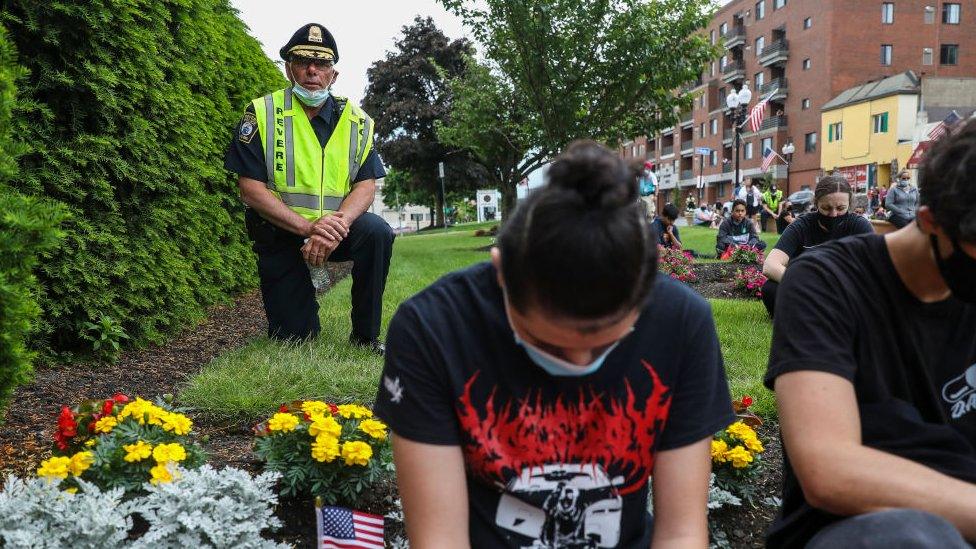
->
xmin=545 ymin=140 xmax=637 ymax=209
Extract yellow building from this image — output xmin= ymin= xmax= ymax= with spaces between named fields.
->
xmin=820 ymin=71 xmax=920 ymax=190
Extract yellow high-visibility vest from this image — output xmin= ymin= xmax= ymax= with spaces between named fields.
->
xmin=253 ymin=88 xmax=374 ymax=221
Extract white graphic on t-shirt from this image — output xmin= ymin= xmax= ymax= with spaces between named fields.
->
xmin=941 ymin=364 xmax=976 ymax=420
xmin=495 ymin=463 xmax=623 ymax=548
xmin=383 ymin=375 xmax=404 ymax=404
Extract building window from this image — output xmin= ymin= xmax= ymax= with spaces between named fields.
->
xmin=755 ymin=71 xmax=765 ymax=89
xmin=720 ymin=55 xmax=728 ymax=70
xmin=941 ymin=44 xmax=959 ymax=65
xmin=755 ymin=36 xmax=765 ymax=56
xmin=744 ymin=141 xmax=754 ymax=159
xmin=872 ymin=112 xmax=889 ymax=133
xmin=756 ymin=1 xmax=765 ymax=20
xmin=828 ymin=122 xmax=843 ymax=142
xmin=803 ymin=17 xmax=812 ymax=29
xmin=774 ymin=0 xmax=786 ymax=9
xmin=710 ymin=61 xmax=716 ymax=77
xmin=881 ymin=44 xmax=893 ymax=65
xmin=710 ymin=150 xmax=719 ymax=166
xmin=718 ymin=87 xmax=726 ymax=106
xmin=802 ymin=98 xmax=811 ymax=109
xmin=761 ymin=137 xmax=773 ymax=154
xmin=720 ymin=22 xmax=728 ymax=36
xmin=925 ymin=5 xmax=936 ymax=23
xmin=711 ymin=118 xmax=719 ymax=135
xmin=804 ymin=132 xmax=817 ymax=152
xmin=700 ymin=123 xmax=706 ymax=137
xmin=882 ymin=2 xmax=895 ymax=24
xmin=802 ymin=58 xmax=812 ymax=70
xmin=710 ymin=30 xmax=716 ymax=44
xmin=923 ymin=48 xmax=934 ymax=65
xmin=943 ymin=3 xmax=961 ymax=23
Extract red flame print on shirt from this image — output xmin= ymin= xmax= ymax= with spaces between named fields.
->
xmin=456 ymin=360 xmax=672 ymax=496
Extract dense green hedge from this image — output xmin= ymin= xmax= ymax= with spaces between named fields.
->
xmin=1 ymin=1 xmax=285 ymax=357
xmin=0 ymin=23 xmax=66 ymax=409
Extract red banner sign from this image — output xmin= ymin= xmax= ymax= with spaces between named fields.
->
xmin=836 ymin=165 xmax=869 ymax=191
xmin=906 ymin=141 xmax=932 ymax=169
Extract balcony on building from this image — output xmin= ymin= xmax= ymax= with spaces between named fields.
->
xmin=760 ymin=78 xmax=788 ymax=101
xmin=679 ymin=110 xmax=694 ymax=127
xmin=661 ymin=145 xmax=674 ymax=157
xmin=759 ymin=39 xmax=789 ymax=67
xmin=680 ymin=169 xmax=695 ymax=181
xmin=721 ymin=60 xmax=745 ymax=84
xmin=723 ymin=25 xmax=745 ymax=50
xmin=760 ymin=115 xmax=788 ymax=131
xmin=723 ymin=128 xmax=733 ymax=145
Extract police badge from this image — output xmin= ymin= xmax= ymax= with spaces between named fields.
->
xmin=238 ymin=111 xmax=258 ymax=144
xmin=309 ymin=26 xmax=323 ymax=43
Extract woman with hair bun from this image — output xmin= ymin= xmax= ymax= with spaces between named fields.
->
xmin=761 ymin=175 xmax=873 ymax=316
xmin=375 ymin=140 xmax=734 ymax=548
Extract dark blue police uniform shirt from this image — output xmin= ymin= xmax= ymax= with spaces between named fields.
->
xmin=223 ymin=94 xmax=386 ymax=184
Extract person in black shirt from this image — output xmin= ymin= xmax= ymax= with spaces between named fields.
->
xmin=224 ymin=24 xmax=392 ymax=353
xmin=650 ymin=203 xmax=682 ymax=249
xmin=375 ymin=142 xmax=733 ymax=548
xmin=764 ymin=118 xmax=976 ymax=548
xmin=715 ymin=199 xmax=766 ymax=256
xmin=760 ymin=175 xmax=873 ymax=316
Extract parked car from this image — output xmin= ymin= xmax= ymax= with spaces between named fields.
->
xmin=787 ymin=189 xmax=815 ymax=213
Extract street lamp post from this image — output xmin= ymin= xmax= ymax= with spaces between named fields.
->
xmin=781 ymin=142 xmax=795 ymax=195
xmin=726 ymin=83 xmax=753 ymax=195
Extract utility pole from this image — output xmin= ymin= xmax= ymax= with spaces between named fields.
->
xmin=438 ymin=162 xmax=447 ymax=227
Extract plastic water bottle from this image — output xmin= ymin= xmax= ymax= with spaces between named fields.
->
xmin=303 ymin=238 xmax=330 ymax=291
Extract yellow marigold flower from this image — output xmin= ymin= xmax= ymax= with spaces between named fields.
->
xmin=94 ymin=416 xmax=117 ymax=433
xmin=68 ymin=451 xmax=94 ymax=476
xmin=146 ymin=405 xmax=167 ymax=426
xmin=85 ymin=439 xmax=97 ymax=448
xmin=710 ymin=439 xmax=729 ymax=462
xmin=726 ymin=421 xmax=756 ymax=441
xmin=359 ymin=419 xmax=388 ymax=440
xmin=301 ymin=400 xmax=330 ymax=416
xmin=311 ymin=435 xmax=341 ymax=463
xmin=267 ymin=412 xmax=300 ymax=432
xmin=149 ymin=463 xmax=180 ymax=485
xmin=123 ymin=441 xmax=153 ymax=463
xmin=337 ymin=404 xmax=373 ymax=419
xmin=37 ymin=456 xmax=72 ymax=480
xmin=724 ymin=445 xmax=754 ymax=469
xmin=119 ymin=398 xmax=154 ymax=425
xmin=152 ymin=443 xmax=187 ymax=463
xmin=743 ymin=435 xmax=764 ymax=454
xmin=64 ymin=487 xmax=78 ymax=494
xmin=341 ymin=441 xmax=373 ymax=466
xmin=308 ymin=415 xmax=342 ymax=439
xmin=161 ymin=413 xmax=192 ymax=436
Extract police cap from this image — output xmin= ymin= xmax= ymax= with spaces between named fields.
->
xmin=280 ymin=23 xmax=338 ymax=63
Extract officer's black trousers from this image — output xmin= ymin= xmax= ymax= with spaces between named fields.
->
xmin=247 ymin=209 xmax=395 ymax=342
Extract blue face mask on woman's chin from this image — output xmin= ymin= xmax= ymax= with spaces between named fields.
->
xmin=503 ymin=296 xmax=633 ymax=377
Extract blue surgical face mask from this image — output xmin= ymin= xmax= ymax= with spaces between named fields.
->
xmin=292 ymin=83 xmax=330 ymax=107
xmin=503 ymin=295 xmax=632 ymax=377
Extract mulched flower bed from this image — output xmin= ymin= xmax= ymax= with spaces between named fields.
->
xmin=689 ymin=261 xmax=763 ymax=300
xmin=0 ymin=256 xmax=782 ymax=547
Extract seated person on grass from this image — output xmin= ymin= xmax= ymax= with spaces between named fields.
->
xmin=694 ymin=204 xmax=714 ymax=227
xmin=716 ymin=199 xmax=766 ymax=257
xmin=374 ymin=141 xmax=734 ymax=548
xmin=764 ymin=118 xmax=976 ymax=549
xmin=651 ymin=203 xmax=683 ymax=250
xmin=760 ymin=175 xmax=872 ymax=317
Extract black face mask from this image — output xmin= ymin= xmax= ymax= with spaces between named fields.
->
xmin=931 ymin=235 xmax=976 ymax=303
xmin=818 ymin=212 xmax=845 ymax=233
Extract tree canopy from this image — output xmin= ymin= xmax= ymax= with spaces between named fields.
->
xmin=438 ymin=0 xmax=719 ymax=214
xmin=362 ymin=16 xmax=488 ymax=226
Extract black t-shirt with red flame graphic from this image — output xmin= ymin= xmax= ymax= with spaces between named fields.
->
xmin=374 ymin=262 xmax=734 ymax=548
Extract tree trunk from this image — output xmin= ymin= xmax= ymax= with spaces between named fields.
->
xmin=500 ymin=177 xmax=519 ymax=221
xmin=435 ymin=189 xmax=445 ymax=228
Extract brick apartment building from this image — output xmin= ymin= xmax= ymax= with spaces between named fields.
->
xmin=623 ymin=0 xmax=976 ymax=211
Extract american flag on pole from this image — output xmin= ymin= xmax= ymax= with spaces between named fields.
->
xmin=928 ymin=110 xmax=961 ymax=140
xmin=760 ymin=146 xmax=777 ymax=172
xmin=317 ymin=505 xmax=385 ymax=549
xmin=747 ymin=89 xmax=778 ymax=132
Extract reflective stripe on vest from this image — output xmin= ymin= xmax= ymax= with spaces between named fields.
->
xmin=253 ymin=88 xmax=374 ymax=222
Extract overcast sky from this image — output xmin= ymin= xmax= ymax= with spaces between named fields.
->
xmin=229 ymin=0 xmax=470 ymax=105
xmin=229 ymin=0 xmax=733 ymax=105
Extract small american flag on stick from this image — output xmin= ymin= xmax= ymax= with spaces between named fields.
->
xmin=747 ymin=89 xmax=778 ymax=132
xmin=317 ymin=504 xmax=385 ymax=549
xmin=760 ymin=146 xmax=778 ymax=172
xmin=928 ymin=110 xmax=961 ymax=140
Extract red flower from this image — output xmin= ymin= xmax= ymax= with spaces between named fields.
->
xmin=102 ymin=399 xmax=115 ymax=415
xmin=57 ymin=406 xmax=78 ymax=438
xmin=112 ymin=392 xmax=129 ymax=404
xmin=741 ymin=395 xmax=754 ymax=407
xmin=327 ymin=403 xmax=339 ymax=415
xmin=279 ymin=404 xmax=289 ymax=413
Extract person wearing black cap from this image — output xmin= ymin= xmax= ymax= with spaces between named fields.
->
xmin=224 ymin=23 xmax=393 ymax=355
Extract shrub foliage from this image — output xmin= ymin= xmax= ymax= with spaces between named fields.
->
xmin=0 ymin=1 xmax=285 ymax=359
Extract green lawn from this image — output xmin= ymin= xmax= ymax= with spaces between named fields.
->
xmin=180 ymin=228 xmax=774 ymax=419
xmin=679 ymin=225 xmax=781 ymax=258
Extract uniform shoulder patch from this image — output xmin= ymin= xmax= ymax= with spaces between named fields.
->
xmin=238 ymin=111 xmax=258 ymax=144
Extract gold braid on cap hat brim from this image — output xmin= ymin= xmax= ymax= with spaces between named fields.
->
xmin=287 ymin=45 xmax=335 ymax=60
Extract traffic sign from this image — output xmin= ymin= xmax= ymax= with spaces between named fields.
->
xmin=695 ymin=147 xmax=712 ymax=156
